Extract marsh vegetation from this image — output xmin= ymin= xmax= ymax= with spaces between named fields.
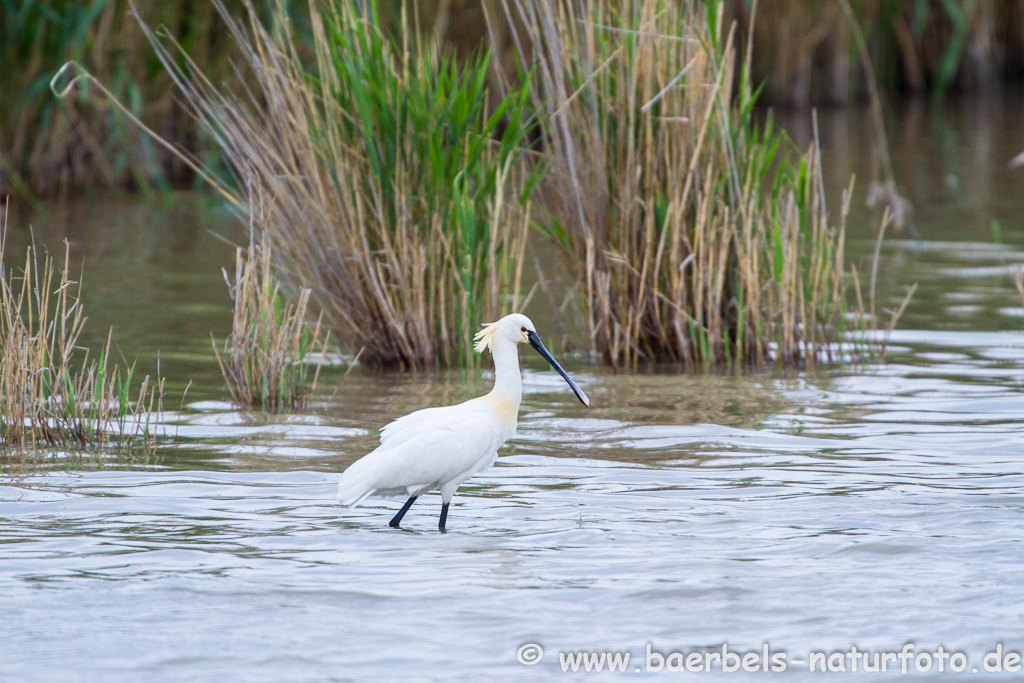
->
xmin=112 ymin=0 xmax=890 ymax=371
xmin=147 ymin=0 xmax=538 ymax=369
xmin=0 ymin=204 xmax=163 ymax=452
xmin=5 ymin=0 xmax=1023 ymax=203
xmin=511 ymin=0 xmax=853 ymax=367
xmin=213 ymin=240 xmax=327 ymax=411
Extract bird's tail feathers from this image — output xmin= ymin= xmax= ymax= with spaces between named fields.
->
xmin=336 ymin=469 xmax=377 ymax=507
xmin=342 ymin=490 xmax=374 ymax=509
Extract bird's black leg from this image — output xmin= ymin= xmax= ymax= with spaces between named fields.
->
xmin=389 ymin=496 xmax=418 ymax=529
xmin=438 ymin=502 xmax=450 ymax=533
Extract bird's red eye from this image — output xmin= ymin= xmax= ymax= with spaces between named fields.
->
xmin=521 ymin=326 xmax=527 ymax=332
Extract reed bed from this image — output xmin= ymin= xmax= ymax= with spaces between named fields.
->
xmin=7 ymin=1 xmax=1024 ymax=200
xmin=139 ymin=0 xmax=535 ymax=368
xmin=504 ymin=0 xmax=849 ymax=368
xmin=213 ymin=240 xmax=326 ymax=411
xmin=0 ymin=202 xmax=163 ymax=452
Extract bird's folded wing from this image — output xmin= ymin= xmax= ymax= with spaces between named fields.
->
xmin=371 ymin=405 xmax=502 ymax=487
xmin=379 ymin=403 xmax=469 ymax=446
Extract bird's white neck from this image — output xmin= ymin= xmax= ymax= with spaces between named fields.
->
xmin=488 ymin=338 xmax=523 ymax=407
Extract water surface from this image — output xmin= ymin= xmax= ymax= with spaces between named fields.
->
xmin=4 ymin=99 xmax=1024 ymax=681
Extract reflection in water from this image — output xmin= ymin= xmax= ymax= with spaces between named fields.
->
xmin=779 ymin=92 xmax=1024 ymax=240
xmin=3 ymin=98 xmax=1024 ymax=680
xmin=780 ymin=92 xmax=1024 ymax=335
xmin=5 ymin=196 xmax=239 ymax=399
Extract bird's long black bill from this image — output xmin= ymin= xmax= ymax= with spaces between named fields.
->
xmin=527 ymin=330 xmax=590 ymax=407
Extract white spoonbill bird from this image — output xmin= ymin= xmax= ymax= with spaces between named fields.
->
xmin=335 ymin=313 xmax=589 ymax=531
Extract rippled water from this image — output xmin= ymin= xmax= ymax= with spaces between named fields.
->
xmin=4 ymin=99 xmax=1024 ymax=681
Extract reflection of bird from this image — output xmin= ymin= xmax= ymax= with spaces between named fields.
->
xmin=336 ymin=313 xmax=590 ymax=532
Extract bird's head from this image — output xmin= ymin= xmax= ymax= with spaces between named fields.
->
xmin=474 ymin=314 xmax=590 ymax=407
xmin=474 ymin=313 xmax=536 ymax=350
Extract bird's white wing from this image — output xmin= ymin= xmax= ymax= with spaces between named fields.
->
xmin=378 ymin=404 xmax=459 ymax=447
xmin=337 ymin=400 xmax=504 ymax=506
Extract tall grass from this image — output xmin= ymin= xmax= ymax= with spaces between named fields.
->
xmin=505 ymin=0 xmax=849 ymax=368
xmin=139 ymin=0 xmax=536 ymax=368
xmin=0 ymin=201 xmax=164 ymax=451
xmin=213 ymin=240 xmax=326 ymax=411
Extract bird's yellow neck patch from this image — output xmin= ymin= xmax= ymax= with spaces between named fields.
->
xmin=483 ymin=394 xmax=518 ymax=425
xmin=473 ymin=321 xmax=502 ymax=353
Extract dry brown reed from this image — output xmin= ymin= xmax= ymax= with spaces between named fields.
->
xmin=504 ymin=0 xmax=850 ymax=368
xmin=0 ymin=201 xmax=163 ymax=451
xmin=850 ymin=209 xmax=918 ymax=359
xmin=1012 ymin=268 xmax=1024 ymax=319
xmin=213 ymin=239 xmax=327 ymax=411
xmin=134 ymin=0 xmax=534 ymax=368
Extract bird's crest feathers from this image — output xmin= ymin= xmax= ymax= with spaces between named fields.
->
xmin=473 ymin=321 xmax=500 ymax=353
